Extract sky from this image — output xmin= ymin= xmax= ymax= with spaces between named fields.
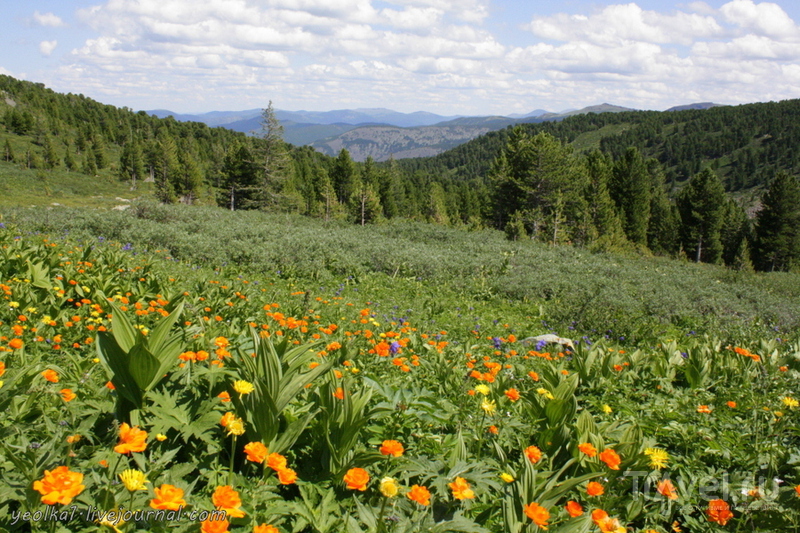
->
xmin=2 ymin=0 xmax=800 ymax=116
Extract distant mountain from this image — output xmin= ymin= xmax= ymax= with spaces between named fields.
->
xmin=311 ymin=104 xmax=640 ymax=161
xmin=507 ymin=109 xmax=550 ymax=119
xmin=665 ymin=102 xmax=725 ymax=112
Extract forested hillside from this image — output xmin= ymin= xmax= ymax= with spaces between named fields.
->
xmin=1 ymin=75 xmax=799 ymax=273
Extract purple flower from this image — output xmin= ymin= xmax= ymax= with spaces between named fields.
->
xmin=390 ymin=341 xmax=401 ymax=355
xmin=536 ymin=340 xmax=548 ymax=351
xmin=492 ymin=337 xmax=502 ymax=349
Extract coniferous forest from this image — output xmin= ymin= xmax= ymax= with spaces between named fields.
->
xmin=1 ymin=74 xmax=799 ymax=272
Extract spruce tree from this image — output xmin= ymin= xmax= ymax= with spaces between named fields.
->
xmin=254 ymin=101 xmax=292 ymax=210
xmin=610 ymin=147 xmax=651 ymax=246
xmin=677 ymin=168 xmax=726 ymax=263
xmin=753 ymin=171 xmax=800 ymax=271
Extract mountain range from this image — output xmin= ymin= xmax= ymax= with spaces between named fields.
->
xmin=146 ymin=103 xmax=722 ymax=162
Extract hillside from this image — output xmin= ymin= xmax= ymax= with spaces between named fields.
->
xmin=397 ymin=99 xmax=800 ymax=191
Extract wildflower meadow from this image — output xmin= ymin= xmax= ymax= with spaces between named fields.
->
xmin=0 ymin=208 xmax=799 ymax=533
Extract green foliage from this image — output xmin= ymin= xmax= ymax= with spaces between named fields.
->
xmin=753 ymin=171 xmax=800 ymax=272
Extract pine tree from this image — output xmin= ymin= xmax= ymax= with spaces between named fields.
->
xmin=753 ymin=171 xmax=800 ymax=271
xmin=351 ymin=157 xmax=383 ymax=225
xmin=42 ymin=135 xmax=59 ymax=169
xmin=677 ymin=168 xmax=727 ymax=263
xmin=584 ymin=150 xmax=625 ymax=244
xmin=330 ymin=148 xmax=357 ymax=206
xmin=647 ymin=182 xmax=680 ymax=255
xmin=220 ymin=140 xmax=259 ymax=211
xmin=64 ymin=142 xmax=77 ymax=171
xmin=153 ymin=130 xmax=179 ymax=203
xmin=119 ymin=141 xmax=145 ymax=188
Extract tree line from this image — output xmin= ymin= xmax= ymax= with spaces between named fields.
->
xmin=1 ymin=74 xmax=798 ymax=272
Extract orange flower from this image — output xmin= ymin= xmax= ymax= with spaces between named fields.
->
xmin=578 ymin=442 xmax=597 ymax=457
xmin=220 ymin=412 xmax=235 ymax=427
xmin=565 ymin=500 xmax=583 ymax=517
xmin=244 ymin=442 xmax=268 ymax=463
xmin=599 ymin=449 xmax=621 ymax=470
xmin=528 ymin=371 xmax=540 ymax=381
xmin=9 ymin=338 xmax=23 ymax=350
xmin=587 ymin=481 xmax=604 ymax=496
xmin=488 ymin=425 xmax=499 ymax=434
xmin=333 ymin=387 xmax=344 ymax=400
xmin=0 ymin=360 xmax=5 ymax=377
xmin=150 ymin=484 xmax=186 ymax=511
xmin=795 ymin=485 xmax=800 ymax=497
xmin=523 ymin=502 xmax=550 ymax=529
xmin=114 ymin=423 xmax=148 ymax=454
xmin=60 ymin=388 xmax=76 ymax=402
xmin=448 ymin=477 xmax=475 ymax=500
xmin=706 ymin=499 xmax=733 ymax=525
xmin=697 ymin=405 xmax=712 ymax=414
xmin=266 ymin=453 xmax=287 ymax=471
xmin=407 ymin=484 xmax=431 ymax=506
xmin=591 ymin=509 xmax=626 ymax=533
xmin=218 ymin=391 xmax=231 ymax=402
xmin=212 ymin=485 xmax=245 ymax=518
xmin=657 ymin=479 xmax=678 ymax=500
xmin=524 ymin=445 xmax=543 ymax=464
xmin=726 ymin=401 xmax=736 ymax=408
xmin=33 ymin=466 xmax=85 ymax=505
xmin=504 ymin=388 xmax=521 ymax=402
xmin=201 ymin=518 xmax=230 ymax=533
xmin=343 ymin=467 xmax=370 ymax=491
xmin=276 ymin=467 xmax=298 ymax=485
xmin=41 ymin=369 xmax=59 ymax=383
xmin=379 ymin=440 xmax=404 ymax=457
xmin=254 ymin=525 xmax=279 ymax=533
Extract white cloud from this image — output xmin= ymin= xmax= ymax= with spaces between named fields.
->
xmin=33 ymin=11 xmax=65 ymax=27
xmin=38 ymin=0 xmax=800 ymax=115
xmin=720 ymin=0 xmax=799 ymax=39
xmin=39 ymin=41 xmax=58 ymax=57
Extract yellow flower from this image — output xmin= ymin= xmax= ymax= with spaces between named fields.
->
xmin=500 ymin=473 xmax=515 ymax=483
xmin=644 ymin=448 xmax=669 ymax=470
xmin=233 ymin=380 xmax=255 ymax=396
xmin=537 ymin=388 xmax=554 ymax=400
xmin=9 ymin=301 xmax=19 ymax=308
xmin=602 ymin=404 xmax=613 ymax=414
xmin=226 ymin=417 xmax=245 ymax=436
xmin=481 ymin=398 xmax=496 ymax=415
xmin=474 ymin=384 xmax=490 ymax=396
xmin=119 ymin=469 xmax=148 ymax=492
xmin=379 ymin=477 xmax=400 ymax=498
xmin=156 ymin=434 xmax=167 ymax=441
xmin=782 ymin=397 xmax=799 ymax=408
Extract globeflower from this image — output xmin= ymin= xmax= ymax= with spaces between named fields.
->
xmin=523 ymin=502 xmax=550 ymax=529
xmin=407 ymin=484 xmax=431 ymax=506
xmin=114 ymin=423 xmax=148 ymax=454
xmin=212 ymin=485 xmax=246 ymax=518
xmin=379 ymin=439 xmax=404 ymax=457
xmin=591 ymin=509 xmax=626 ymax=533
xmin=244 ymin=442 xmax=269 ymax=463
xmin=706 ymin=499 xmax=733 ymax=525
xmin=379 ymin=477 xmax=400 ymax=498
xmin=343 ymin=467 xmax=370 ymax=491
xmin=150 ymin=484 xmax=186 ymax=511
xmin=504 ymin=388 xmax=521 ymax=401
xmin=33 ymin=466 xmax=85 ymax=505
xmin=276 ymin=467 xmax=298 ymax=485
xmin=524 ymin=445 xmax=543 ymax=464
xmin=254 ymin=525 xmax=279 ymax=533
xmin=657 ymin=479 xmax=678 ymax=500
xmin=201 ymin=518 xmax=230 ymax=533
xmin=565 ymin=500 xmax=583 ymax=517
xmin=448 ymin=477 xmax=475 ymax=500
xmin=599 ymin=449 xmax=621 ymax=470
xmin=578 ymin=442 xmax=598 ymax=457
xmin=41 ymin=369 xmax=59 ymax=383
xmin=587 ymin=481 xmax=604 ymax=496
xmin=60 ymin=388 xmax=76 ymax=402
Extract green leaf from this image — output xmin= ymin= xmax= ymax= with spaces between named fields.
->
xmin=127 ymin=342 xmax=160 ymax=391
xmin=96 ymin=331 xmax=142 ymax=408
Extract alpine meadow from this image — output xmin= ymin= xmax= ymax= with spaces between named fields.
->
xmin=2 ymin=71 xmax=800 ymax=533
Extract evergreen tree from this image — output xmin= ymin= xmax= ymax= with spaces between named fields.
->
xmin=254 ymin=101 xmax=292 ymax=210
xmin=119 ymin=141 xmax=146 ymax=188
xmin=584 ymin=150 xmax=625 ymax=244
xmin=677 ymin=168 xmax=727 ymax=263
xmin=647 ymin=183 xmax=680 ymax=255
xmin=42 ymin=135 xmax=59 ymax=169
xmin=610 ymin=147 xmax=651 ymax=245
xmin=64 ymin=142 xmax=77 ymax=171
xmin=330 ymin=148 xmax=357 ymax=206
xmin=753 ymin=171 xmax=800 ymax=271
xmin=220 ymin=140 xmax=259 ymax=211
xmin=351 ymin=157 xmax=383 ymax=225
xmin=3 ymin=139 xmax=14 ymax=162
xmin=719 ymin=198 xmax=751 ymax=267
xmin=153 ymin=130 xmax=179 ymax=203
xmin=83 ymin=147 xmax=98 ymax=175
xmin=92 ymin=135 xmax=108 ymax=169
xmin=427 ymin=181 xmax=450 ymax=225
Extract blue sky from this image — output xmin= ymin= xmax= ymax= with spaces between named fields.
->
xmin=2 ymin=0 xmax=800 ymax=115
